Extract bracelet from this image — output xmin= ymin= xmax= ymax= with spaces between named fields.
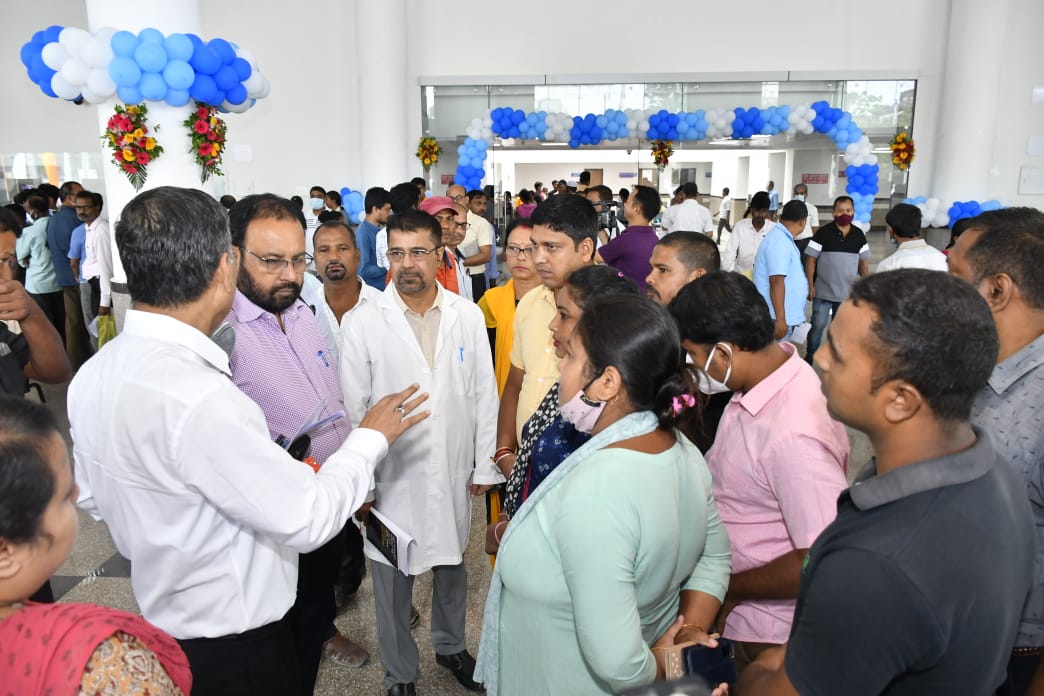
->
xmin=493 ymin=447 xmax=514 ymax=459
xmin=493 ymin=451 xmax=515 ymax=465
xmin=650 ymin=647 xmax=667 ymax=653
xmin=493 ymin=520 xmax=508 ymax=543
xmin=681 ymin=624 xmax=707 ymax=634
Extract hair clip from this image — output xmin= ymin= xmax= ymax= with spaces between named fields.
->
xmin=671 ymin=393 xmax=696 ymax=415
xmin=617 ymin=271 xmax=625 ymax=278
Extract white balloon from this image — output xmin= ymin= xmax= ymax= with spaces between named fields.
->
xmin=86 ymin=67 xmax=116 ymax=96
xmin=725 ymin=111 xmax=736 ymax=123
xmin=480 ymin=127 xmax=493 ymax=140
xmin=933 ymin=212 xmax=950 ymax=227
xmin=243 ymin=71 xmax=264 ymax=95
xmin=82 ymin=37 xmax=114 ymax=68
xmin=257 ymin=77 xmax=271 ymax=99
xmin=223 ymin=99 xmax=250 ymax=114
xmin=639 ymin=120 xmax=650 ymax=133
xmin=470 ymin=117 xmax=482 ymax=128
xmin=59 ymin=27 xmax=91 ymax=54
xmin=94 ymin=26 xmax=118 ymax=43
xmin=50 ymin=73 xmax=80 ymax=100
xmin=79 ymin=87 xmax=104 ymax=104
xmin=60 ymin=59 xmax=90 ymax=86
xmin=926 ymin=197 xmax=941 ymax=211
xmin=236 ymin=47 xmax=257 ymax=68
xmin=41 ymin=42 xmax=68 ymax=70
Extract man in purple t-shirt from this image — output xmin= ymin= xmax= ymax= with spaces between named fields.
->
xmin=595 ymin=185 xmax=661 ymax=287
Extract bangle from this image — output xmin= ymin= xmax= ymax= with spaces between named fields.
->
xmin=493 ymin=447 xmax=514 ymax=460
xmin=650 ymin=647 xmax=667 ymax=653
xmin=493 ymin=520 xmax=508 ymax=543
xmin=681 ymin=624 xmax=706 ymax=634
xmin=493 ymin=451 xmax=515 ymax=465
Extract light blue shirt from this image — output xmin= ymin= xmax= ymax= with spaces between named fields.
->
xmin=754 ymin=223 xmax=807 ymax=326
xmin=68 ymin=222 xmax=88 ymax=282
xmin=15 ymin=217 xmax=60 ymax=294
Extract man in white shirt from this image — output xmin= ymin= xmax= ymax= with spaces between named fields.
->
xmin=723 ymin=191 xmax=772 ymax=277
xmin=447 ymin=185 xmax=493 ymax=301
xmin=715 ymin=187 xmax=733 ymax=243
xmin=876 ymin=203 xmax=948 ymax=273
xmin=664 ymin=182 xmax=716 ymax=235
xmin=791 ymin=183 xmax=821 ymax=255
xmin=304 ymin=185 xmax=327 ymax=259
xmin=69 ymin=186 xmax=427 ymax=696
xmin=340 ymin=209 xmax=500 ymax=696
xmin=74 ymin=190 xmax=113 ymax=319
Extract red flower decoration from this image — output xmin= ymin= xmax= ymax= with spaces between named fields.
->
xmin=136 ymin=152 xmax=150 ymax=165
xmin=102 ymin=103 xmax=162 ymax=191
xmin=193 ymin=120 xmax=209 ymax=134
xmin=196 ymin=106 xmax=210 ymax=120
xmin=198 ymin=141 xmax=213 ymax=157
xmin=183 ymin=102 xmax=227 ymax=184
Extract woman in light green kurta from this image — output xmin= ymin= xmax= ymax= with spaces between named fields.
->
xmin=476 ymin=295 xmax=732 ymax=696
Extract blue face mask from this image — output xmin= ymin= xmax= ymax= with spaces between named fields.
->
xmin=309 ymin=197 xmax=325 ymax=210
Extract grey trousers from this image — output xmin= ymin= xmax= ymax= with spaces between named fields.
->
xmin=371 ymin=560 xmax=468 ymax=687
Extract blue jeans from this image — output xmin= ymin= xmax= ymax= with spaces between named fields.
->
xmin=807 ymin=298 xmax=841 ymax=360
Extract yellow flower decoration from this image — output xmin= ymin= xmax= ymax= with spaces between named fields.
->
xmin=211 ymin=142 xmax=221 ymax=154
xmin=145 ymin=137 xmax=156 ymax=151
xmin=121 ymin=148 xmax=136 ymax=162
xmin=132 ymin=128 xmax=144 ymax=139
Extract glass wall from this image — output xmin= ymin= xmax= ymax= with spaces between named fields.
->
xmin=1 ymin=151 xmax=107 ymax=204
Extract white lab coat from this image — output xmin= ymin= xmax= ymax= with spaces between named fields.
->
xmin=340 ymin=283 xmax=501 ymax=575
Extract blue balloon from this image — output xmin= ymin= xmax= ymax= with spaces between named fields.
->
xmin=512 ymin=109 xmax=525 ymax=124
xmin=190 ymin=45 xmax=221 ymax=75
xmin=208 ymin=38 xmax=235 ymax=65
xmin=134 ymin=42 xmax=167 ymax=73
xmin=111 ymin=30 xmax=139 ymax=58
xmin=164 ymin=34 xmax=194 ymax=62
xmin=648 ymin=127 xmax=660 ymax=140
xmin=231 ymin=57 xmax=252 ymax=81
xmin=225 ymin=83 xmax=248 ymax=105
xmin=139 ymin=72 xmax=167 ymax=101
xmin=42 ymin=25 xmax=63 ymax=44
xmin=189 ymin=74 xmax=218 ymax=103
xmin=138 ymin=28 xmax=164 ymax=45
xmin=569 ymin=139 xmax=580 ymax=149
xmin=19 ymin=41 xmax=36 ymax=69
xmin=459 ymin=157 xmax=471 ymax=168
xmin=162 ymin=60 xmax=193 ymax=90
xmin=29 ymin=53 xmax=48 ymax=82
xmin=109 ymin=57 xmax=142 ymax=88
xmin=491 ymin=107 xmax=503 ymax=121
xmin=650 ymin=113 xmax=661 ymax=126
xmin=475 ymin=139 xmax=487 ymax=151
xmin=186 ymin=33 xmax=204 ymax=48
xmin=596 ymin=115 xmax=608 ymax=129
xmin=212 ymin=89 xmax=226 ymax=105
xmin=214 ymin=65 xmax=238 ymax=91
xmin=117 ymin=84 xmax=143 ymax=104
xmin=165 ymin=88 xmax=190 ymax=106
xmin=668 ymin=113 xmax=680 ymax=127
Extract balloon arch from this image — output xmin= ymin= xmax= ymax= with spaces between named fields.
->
xmin=453 ymin=101 xmax=880 ymax=229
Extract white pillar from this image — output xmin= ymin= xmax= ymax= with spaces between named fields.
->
xmin=354 ymin=0 xmax=410 ymax=187
xmin=931 ymin=0 xmax=1011 ymax=201
xmin=85 ymin=0 xmax=215 ymax=284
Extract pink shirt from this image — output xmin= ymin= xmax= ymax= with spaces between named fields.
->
xmin=706 ymin=342 xmax=849 ymax=644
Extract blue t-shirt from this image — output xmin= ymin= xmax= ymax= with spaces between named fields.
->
xmin=46 ymin=206 xmax=81 ymax=287
xmin=68 ymin=222 xmax=87 ymax=282
xmin=355 ymin=219 xmax=386 ymax=290
xmin=753 ymin=223 xmax=807 ymax=326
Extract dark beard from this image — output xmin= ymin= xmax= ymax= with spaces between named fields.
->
xmin=238 ymin=267 xmax=301 ymax=314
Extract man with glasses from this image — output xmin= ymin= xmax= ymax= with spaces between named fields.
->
xmin=70 ymin=190 xmax=113 ymax=328
xmin=224 ymin=194 xmax=366 ymax=694
xmin=341 ymin=209 xmax=500 ymax=696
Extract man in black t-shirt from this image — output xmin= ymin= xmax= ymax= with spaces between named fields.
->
xmin=739 ymin=270 xmax=1034 ymax=696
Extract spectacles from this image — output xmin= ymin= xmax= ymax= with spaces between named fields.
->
xmin=450 ymin=194 xmax=466 ymax=202
xmin=455 ymin=221 xmax=470 ymax=230
xmin=244 ymin=248 xmax=311 ymax=274
xmin=505 ymin=245 xmax=534 ymax=258
xmin=387 ymin=247 xmax=440 ymax=262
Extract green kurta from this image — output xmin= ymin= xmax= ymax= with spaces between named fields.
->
xmin=495 ymin=436 xmax=731 ymax=695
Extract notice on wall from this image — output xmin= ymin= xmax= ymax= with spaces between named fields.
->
xmin=441 ymin=174 xmax=455 ymax=185
xmin=802 ymin=174 xmax=829 ymax=184
xmin=1019 ymin=166 xmax=1044 ymax=195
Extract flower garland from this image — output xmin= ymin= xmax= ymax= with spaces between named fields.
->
xmin=651 ymin=139 xmax=674 ymax=172
xmin=103 ymin=103 xmax=162 ymax=190
xmin=416 ymin=136 xmax=441 ymax=172
xmin=890 ymin=131 xmax=915 ymax=171
xmin=183 ymin=103 xmax=227 ymax=184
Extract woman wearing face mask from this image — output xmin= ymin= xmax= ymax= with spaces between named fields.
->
xmin=476 ymin=294 xmax=731 ymax=696
xmin=489 ymin=265 xmax=639 ymax=551
xmin=0 ymin=396 xmax=192 ymax=694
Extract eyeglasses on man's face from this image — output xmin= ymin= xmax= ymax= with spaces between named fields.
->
xmin=243 ymin=248 xmax=311 ymax=274
xmin=386 ymin=246 xmax=440 ymax=262
xmin=505 ymin=245 xmax=535 ymax=258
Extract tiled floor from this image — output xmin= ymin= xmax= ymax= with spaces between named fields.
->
xmin=36 ymin=230 xmax=882 ymax=694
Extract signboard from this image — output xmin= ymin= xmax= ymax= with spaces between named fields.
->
xmin=802 ymin=173 xmax=829 ymax=184
xmin=440 ymin=174 xmax=455 ymax=185
xmin=618 ymin=172 xmax=637 ymax=179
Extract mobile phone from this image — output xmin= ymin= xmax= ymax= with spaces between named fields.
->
xmin=681 ymin=638 xmax=737 ymax=684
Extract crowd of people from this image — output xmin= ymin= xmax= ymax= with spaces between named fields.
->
xmin=0 ymin=172 xmax=1042 ymax=696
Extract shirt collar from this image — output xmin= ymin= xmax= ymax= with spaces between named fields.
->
xmin=897 ymin=239 xmax=929 ymax=250
xmin=988 ymin=333 xmax=1044 ymax=395
xmin=392 ymin=283 xmax=443 ymax=316
xmin=848 ymin=427 xmax=995 ymax=510
xmin=736 ymin=342 xmax=802 ymax=416
xmin=230 ymin=289 xmax=309 ymax=326
xmin=121 ymin=308 xmax=232 ymax=377
xmin=86 ymin=216 xmax=107 ymax=233
xmin=623 ymin=225 xmax=655 ymax=234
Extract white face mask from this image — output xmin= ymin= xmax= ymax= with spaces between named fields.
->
xmin=696 ymin=343 xmax=732 ymax=395
xmin=559 ymin=376 xmax=606 ymax=434
xmin=309 ymin=197 xmax=325 ymax=210
xmin=793 ymin=194 xmax=805 ymax=202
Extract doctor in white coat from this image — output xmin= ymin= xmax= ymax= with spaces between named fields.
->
xmin=340 ymin=209 xmax=501 ymax=696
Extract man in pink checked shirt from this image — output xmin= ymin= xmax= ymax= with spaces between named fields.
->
xmin=669 ymin=271 xmax=849 ymax=675
xmin=225 ymin=193 xmax=368 ymax=695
